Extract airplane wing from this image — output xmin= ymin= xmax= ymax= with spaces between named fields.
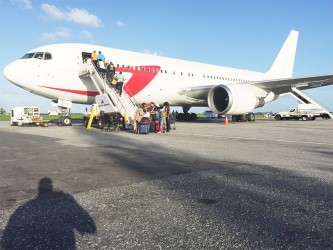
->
xmin=252 ymin=74 xmax=333 ymax=95
xmin=178 ymin=74 xmax=333 ymax=101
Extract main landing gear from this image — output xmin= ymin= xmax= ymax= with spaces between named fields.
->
xmin=176 ymin=106 xmax=197 ymax=121
xmin=58 ymin=108 xmax=72 ymax=126
xmin=231 ymin=113 xmax=255 ymax=122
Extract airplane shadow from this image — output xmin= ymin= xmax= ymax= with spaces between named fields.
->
xmin=1 ymin=177 xmax=96 ymax=250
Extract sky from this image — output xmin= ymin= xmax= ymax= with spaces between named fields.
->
xmin=0 ymin=0 xmax=332 ymax=114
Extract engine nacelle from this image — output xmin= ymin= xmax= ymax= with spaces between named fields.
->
xmin=207 ymin=84 xmax=265 ymax=115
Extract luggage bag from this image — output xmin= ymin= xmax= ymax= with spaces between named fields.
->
xmin=139 ymin=124 xmax=150 ymax=134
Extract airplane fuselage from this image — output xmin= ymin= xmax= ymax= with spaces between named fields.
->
xmin=4 ymin=43 xmax=271 ymax=109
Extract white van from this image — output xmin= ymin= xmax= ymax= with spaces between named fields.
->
xmin=203 ymin=110 xmax=218 ymax=118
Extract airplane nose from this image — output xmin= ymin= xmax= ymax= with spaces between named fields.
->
xmin=3 ymin=62 xmax=17 ymax=84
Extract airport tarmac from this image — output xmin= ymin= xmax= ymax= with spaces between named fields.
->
xmin=0 ymin=119 xmax=332 ymax=249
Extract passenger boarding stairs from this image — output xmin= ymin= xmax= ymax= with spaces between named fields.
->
xmin=290 ymin=87 xmax=333 ymax=118
xmin=78 ymin=60 xmax=138 ymax=127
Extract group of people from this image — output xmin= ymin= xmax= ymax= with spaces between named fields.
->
xmin=91 ymin=50 xmax=124 ymax=96
xmin=135 ymin=102 xmax=171 ymax=134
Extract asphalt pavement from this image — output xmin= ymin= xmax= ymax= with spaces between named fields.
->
xmin=0 ymin=119 xmax=332 ymax=249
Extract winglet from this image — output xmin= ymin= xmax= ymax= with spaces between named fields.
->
xmin=267 ymin=30 xmax=299 ymax=79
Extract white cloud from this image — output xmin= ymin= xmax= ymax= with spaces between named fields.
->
xmin=40 ymin=4 xmax=101 ymax=28
xmin=116 ymin=20 xmax=125 ymax=27
xmin=67 ymin=7 xmax=101 ymax=28
xmin=41 ymin=3 xmax=65 ymax=20
xmin=10 ymin=0 xmax=33 ymax=9
xmin=41 ymin=27 xmax=71 ymax=41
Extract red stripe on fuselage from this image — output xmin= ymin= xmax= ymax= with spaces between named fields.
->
xmin=40 ymin=65 xmax=160 ymax=98
xmin=117 ymin=65 xmax=160 ymax=97
xmin=40 ymin=86 xmax=99 ymax=96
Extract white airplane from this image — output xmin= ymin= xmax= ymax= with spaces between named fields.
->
xmin=3 ymin=30 xmax=333 ymax=124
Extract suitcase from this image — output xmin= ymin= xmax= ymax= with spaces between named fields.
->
xmin=159 ymin=122 xmax=165 ymax=133
xmin=155 ymin=121 xmax=160 ymax=132
xmin=139 ymin=124 xmax=149 ymax=134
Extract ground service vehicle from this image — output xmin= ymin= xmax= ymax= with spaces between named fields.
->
xmin=11 ymin=107 xmax=48 ymax=126
xmin=275 ymin=104 xmax=331 ymax=121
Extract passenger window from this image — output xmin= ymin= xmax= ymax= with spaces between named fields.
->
xmin=142 ymin=67 xmax=145 ymax=72
xmin=152 ymin=68 xmax=155 ymax=73
xmin=160 ymin=70 xmax=163 ymax=73
xmin=147 ymin=68 xmax=150 ymax=72
xmin=127 ymin=66 xmax=130 ymax=70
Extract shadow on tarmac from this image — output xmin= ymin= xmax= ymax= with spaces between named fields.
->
xmin=84 ymin=130 xmax=333 ymax=248
xmin=1 ymin=126 xmax=332 ymax=248
xmin=1 ymin=177 xmax=96 ymax=249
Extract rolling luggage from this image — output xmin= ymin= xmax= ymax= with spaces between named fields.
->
xmin=155 ymin=121 xmax=160 ymax=132
xmin=139 ymin=124 xmax=150 ymax=134
xmin=138 ymin=117 xmax=150 ymax=134
xmin=159 ymin=122 xmax=165 ymax=133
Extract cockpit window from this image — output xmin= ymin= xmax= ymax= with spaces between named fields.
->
xmin=21 ymin=52 xmax=52 ymax=60
xmin=33 ymin=52 xmax=44 ymax=60
xmin=44 ymin=53 xmax=52 ymax=60
xmin=21 ymin=53 xmax=35 ymax=59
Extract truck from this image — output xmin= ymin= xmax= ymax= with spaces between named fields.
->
xmin=11 ymin=107 xmax=48 ymax=126
xmin=274 ymin=104 xmax=331 ymax=121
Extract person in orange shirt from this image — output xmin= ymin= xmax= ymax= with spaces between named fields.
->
xmin=91 ymin=50 xmax=98 ymax=68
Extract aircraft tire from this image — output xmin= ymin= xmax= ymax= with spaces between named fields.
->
xmin=177 ymin=113 xmax=184 ymax=121
xmin=184 ymin=113 xmax=191 ymax=121
xmin=275 ymin=115 xmax=281 ymax=120
xmin=239 ymin=115 xmax=246 ymax=122
xmin=98 ymin=118 xmax=104 ymax=129
xmin=58 ymin=116 xmax=64 ymax=125
xmin=83 ymin=117 xmax=89 ymax=127
xmin=61 ymin=116 xmax=72 ymax=126
xmin=248 ymin=113 xmax=255 ymax=122
xmin=190 ymin=113 xmax=197 ymax=121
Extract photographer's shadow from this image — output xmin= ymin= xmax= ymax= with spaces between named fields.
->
xmin=1 ymin=177 xmax=96 ymax=249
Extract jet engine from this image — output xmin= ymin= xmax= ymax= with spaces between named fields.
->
xmin=207 ymin=84 xmax=265 ymax=114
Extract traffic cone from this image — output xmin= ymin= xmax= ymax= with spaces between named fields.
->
xmin=224 ymin=116 xmax=229 ymax=125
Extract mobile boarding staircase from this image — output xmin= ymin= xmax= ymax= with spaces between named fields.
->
xmin=290 ymin=87 xmax=333 ymax=119
xmin=78 ymin=60 xmax=138 ymax=128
